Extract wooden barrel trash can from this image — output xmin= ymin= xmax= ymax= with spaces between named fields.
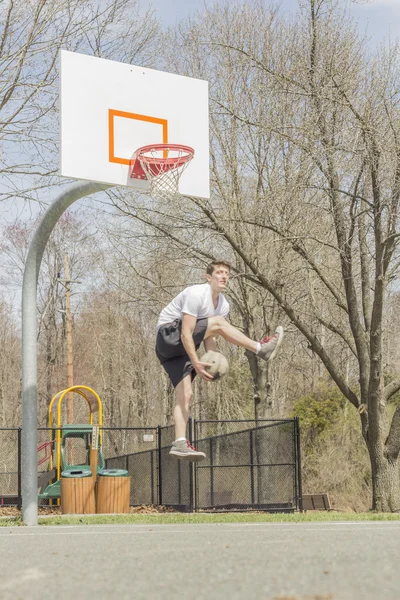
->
xmin=96 ymin=469 xmax=130 ymax=514
xmin=61 ymin=469 xmax=95 ymax=515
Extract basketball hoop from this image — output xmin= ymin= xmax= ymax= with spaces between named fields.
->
xmin=130 ymin=144 xmax=194 ymax=202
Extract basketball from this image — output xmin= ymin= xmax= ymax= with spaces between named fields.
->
xmin=201 ymin=351 xmax=229 ymax=381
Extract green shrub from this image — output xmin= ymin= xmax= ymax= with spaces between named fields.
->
xmin=293 ymin=379 xmax=371 ymax=511
xmin=293 ymin=379 xmax=346 ymax=449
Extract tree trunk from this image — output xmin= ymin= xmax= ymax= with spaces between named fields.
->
xmin=244 ymin=351 xmax=275 ymax=504
xmin=245 ymin=350 xmax=272 ymax=419
xmin=367 ymin=407 xmax=400 ymax=511
xmin=369 ymin=448 xmax=400 ymax=512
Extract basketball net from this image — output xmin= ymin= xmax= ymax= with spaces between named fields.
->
xmin=135 ymin=145 xmax=194 ymax=203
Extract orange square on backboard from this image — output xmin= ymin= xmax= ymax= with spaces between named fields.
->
xmin=108 ymin=109 xmax=168 ymax=165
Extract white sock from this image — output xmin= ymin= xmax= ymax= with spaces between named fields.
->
xmin=255 ymin=342 xmax=261 ymax=355
xmin=175 ymin=437 xmax=186 ymax=442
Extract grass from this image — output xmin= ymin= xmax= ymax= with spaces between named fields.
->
xmin=1 ymin=511 xmax=400 ymax=526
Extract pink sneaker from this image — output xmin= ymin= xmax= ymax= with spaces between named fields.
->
xmin=257 ymin=326 xmax=284 ymax=361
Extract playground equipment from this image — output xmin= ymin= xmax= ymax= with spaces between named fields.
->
xmin=38 ymin=385 xmax=105 ymax=503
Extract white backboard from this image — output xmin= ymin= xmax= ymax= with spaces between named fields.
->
xmin=60 ymin=51 xmax=210 ymax=199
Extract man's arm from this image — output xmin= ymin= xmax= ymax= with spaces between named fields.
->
xmin=181 ymin=313 xmax=213 ymax=381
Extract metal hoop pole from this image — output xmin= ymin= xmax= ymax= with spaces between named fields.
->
xmin=22 ymin=181 xmax=111 ymax=526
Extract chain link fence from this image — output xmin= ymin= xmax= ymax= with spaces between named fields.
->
xmin=0 ymin=418 xmax=301 ymax=512
xmin=0 ymin=429 xmax=21 ymax=506
xmin=104 ymin=427 xmax=158 ymax=506
xmin=195 ymin=420 xmax=300 ymax=511
xmin=158 ymin=423 xmax=193 ymax=511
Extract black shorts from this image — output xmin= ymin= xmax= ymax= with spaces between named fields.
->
xmin=155 ymin=318 xmax=208 ymax=388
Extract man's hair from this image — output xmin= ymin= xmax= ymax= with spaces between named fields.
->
xmin=206 ymin=260 xmax=231 ymax=276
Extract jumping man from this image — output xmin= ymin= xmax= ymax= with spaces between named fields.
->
xmin=155 ymin=260 xmax=284 ymax=461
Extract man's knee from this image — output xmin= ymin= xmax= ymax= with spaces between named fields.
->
xmin=208 ymin=315 xmax=226 ymax=333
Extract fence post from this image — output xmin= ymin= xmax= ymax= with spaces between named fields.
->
xmin=249 ymin=429 xmax=255 ymax=506
xmin=18 ymin=428 xmax=22 ymax=510
xmin=188 ymin=417 xmax=194 ymax=512
xmin=151 ymin=449 xmax=155 ymax=505
xmin=157 ymin=426 xmax=163 ymax=505
xmin=209 ymin=436 xmax=214 ymax=507
xmin=295 ymin=417 xmax=303 ymax=511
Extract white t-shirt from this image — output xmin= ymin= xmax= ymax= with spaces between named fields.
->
xmin=157 ymin=283 xmax=230 ymax=329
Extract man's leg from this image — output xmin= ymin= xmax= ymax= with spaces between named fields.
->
xmin=204 ymin=316 xmax=283 ymax=361
xmin=169 ymin=373 xmax=206 ymax=461
xmin=173 ymin=374 xmax=193 ymax=440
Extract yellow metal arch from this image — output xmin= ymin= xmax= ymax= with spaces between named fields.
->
xmin=47 ymin=385 xmax=103 ymax=479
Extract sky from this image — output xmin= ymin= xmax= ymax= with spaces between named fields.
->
xmin=149 ymin=0 xmax=400 ymax=46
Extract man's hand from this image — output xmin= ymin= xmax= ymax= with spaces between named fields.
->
xmin=194 ymin=361 xmax=214 ymax=382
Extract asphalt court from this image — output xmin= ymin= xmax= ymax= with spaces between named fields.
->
xmin=1 ymin=521 xmax=399 ymax=599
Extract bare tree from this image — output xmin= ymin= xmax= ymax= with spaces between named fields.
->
xmin=184 ymin=0 xmax=400 ymax=511
xmin=1 ymin=209 xmax=104 ymax=422
xmin=107 ymin=0 xmax=400 ymax=510
xmin=0 ymin=0 xmax=160 ymax=203
xmin=0 ymin=299 xmax=21 ymax=426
